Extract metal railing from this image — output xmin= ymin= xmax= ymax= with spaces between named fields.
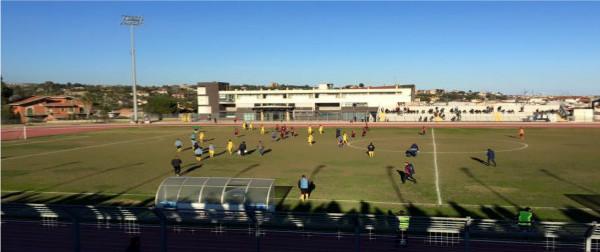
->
xmin=1 ymin=202 xmax=598 ymax=252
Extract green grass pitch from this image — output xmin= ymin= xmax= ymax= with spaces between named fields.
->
xmin=2 ymin=125 xmax=599 ymax=222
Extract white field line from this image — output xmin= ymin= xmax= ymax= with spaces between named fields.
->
xmin=1 ymin=132 xmax=182 ymax=161
xmin=432 ymin=128 xmax=442 ymax=205
xmin=2 ymin=136 xmax=90 ymax=147
xmin=3 ymin=190 xmax=597 ymax=212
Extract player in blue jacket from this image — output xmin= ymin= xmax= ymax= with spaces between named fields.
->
xmin=195 ymin=146 xmax=203 ymax=162
xmin=175 ymin=139 xmax=182 ymax=152
xmin=298 ymin=175 xmax=310 ymax=202
xmin=487 ymin=149 xmax=496 ymax=166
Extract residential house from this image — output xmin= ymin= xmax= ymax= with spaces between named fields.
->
xmin=9 ymin=96 xmax=89 ymax=123
xmin=136 ymin=90 xmax=150 ymax=97
xmin=171 ymin=93 xmax=186 ymax=99
xmin=153 ymin=89 xmax=169 ymax=95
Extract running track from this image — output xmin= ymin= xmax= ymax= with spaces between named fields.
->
xmin=2 ymin=121 xmax=598 ymax=141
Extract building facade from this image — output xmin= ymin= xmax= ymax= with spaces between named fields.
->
xmin=197 ymin=82 xmax=230 ymax=120
xmin=198 ymin=82 xmax=414 ymax=121
xmin=9 ymin=96 xmax=89 ymax=123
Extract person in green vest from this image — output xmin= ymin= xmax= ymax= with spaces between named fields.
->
xmin=395 ymin=210 xmax=410 ymax=247
xmin=518 ymin=207 xmax=534 ymax=232
xmin=193 ymin=125 xmax=199 ymax=134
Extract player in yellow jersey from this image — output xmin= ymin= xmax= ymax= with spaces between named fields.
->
xmin=260 ymin=125 xmax=265 ymax=134
xmin=227 ymin=140 xmax=234 ymax=154
xmin=308 ymin=134 xmax=314 ymax=146
xmin=199 ymin=131 xmax=205 ymax=143
xmin=319 ymin=125 xmax=324 ymax=134
xmin=342 ymin=132 xmax=348 ymax=144
xmin=308 ymin=125 xmax=313 ymax=135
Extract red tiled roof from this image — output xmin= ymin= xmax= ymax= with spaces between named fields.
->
xmin=9 ymin=96 xmax=48 ymax=106
xmin=42 ymin=104 xmax=80 ymax=107
xmin=10 ymin=96 xmax=86 ymax=107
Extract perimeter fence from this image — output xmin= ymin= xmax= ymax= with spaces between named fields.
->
xmin=1 ymin=202 xmax=598 ymax=252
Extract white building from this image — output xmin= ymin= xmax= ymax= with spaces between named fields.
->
xmin=197 ymin=82 xmax=414 ymax=121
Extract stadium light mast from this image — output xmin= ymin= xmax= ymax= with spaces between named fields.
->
xmin=121 ymin=15 xmax=143 ymax=123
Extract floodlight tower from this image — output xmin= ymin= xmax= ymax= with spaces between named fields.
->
xmin=121 ymin=15 xmax=143 ymax=123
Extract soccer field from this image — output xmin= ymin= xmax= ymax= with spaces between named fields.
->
xmin=2 ymin=124 xmax=599 ymax=222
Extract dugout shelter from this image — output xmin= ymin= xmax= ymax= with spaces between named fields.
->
xmin=155 ymin=177 xmax=275 ymax=212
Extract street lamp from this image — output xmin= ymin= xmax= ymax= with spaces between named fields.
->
xmin=121 ymin=15 xmax=143 ymax=123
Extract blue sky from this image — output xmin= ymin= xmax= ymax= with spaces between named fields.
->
xmin=2 ymin=1 xmax=599 ymax=95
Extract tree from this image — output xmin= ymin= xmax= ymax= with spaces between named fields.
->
xmin=359 ymin=83 xmax=365 ymax=88
xmin=1 ymin=77 xmax=13 ymax=105
xmin=145 ymin=96 xmax=178 ymax=120
xmin=81 ymin=92 xmax=97 ymax=119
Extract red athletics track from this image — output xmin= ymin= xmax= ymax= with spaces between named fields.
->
xmin=1 ymin=122 xmax=599 ymax=141
xmin=1 ymin=220 xmax=582 ymax=252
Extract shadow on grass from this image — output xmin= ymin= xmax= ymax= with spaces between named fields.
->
xmin=449 ymin=201 xmax=483 ymax=219
xmin=359 ymin=200 xmax=386 ymax=215
xmin=2 ymin=190 xmax=154 ymax=207
xmin=470 ymin=157 xmax=487 ymax=166
xmin=480 ymin=205 xmax=504 ymax=219
xmin=541 ymin=169 xmax=597 ymax=194
xmin=560 ymin=204 xmax=600 ymax=223
xmin=309 ymin=165 xmax=326 ymax=180
xmin=452 ymin=201 xmax=543 ymax=221
xmin=2 ymin=191 xmax=27 ymax=199
xmin=214 ymin=150 xmax=227 ymax=157
xmin=274 ymin=186 xmax=293 ymax=209
xmin=34 ymin=161 xmax=81 ymax=173
xmin=2 ymin=164 xmax=174 ymax=207
xmin=314 ymin=201 xmax=341 ymax=213
xmin=234 ymin=164 xmax=260 ymax=177
xmin=386 ymin=165 xmax=405 ymax=202
xmin=564 ymin=194 xmax=600 ymax=215
xmin=40 ymin=162 xmax=145 ymax=192
xmin=180 ymin=164 xmax=203 ymax=176
xmin=460 ymin=167 xmax=519 ymax=207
